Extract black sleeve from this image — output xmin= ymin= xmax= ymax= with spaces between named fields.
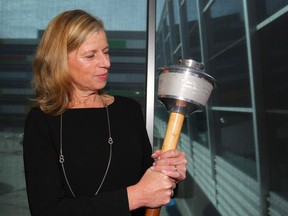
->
xmin=23 ymin=109 xmax=131 ymax=216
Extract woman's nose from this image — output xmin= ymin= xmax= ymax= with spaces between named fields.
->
xmin=99 ymin=53 xmax=110 ymax=68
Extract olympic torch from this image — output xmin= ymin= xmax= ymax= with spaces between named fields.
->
xmin=145 ymin=59 xmax=216 ymax=216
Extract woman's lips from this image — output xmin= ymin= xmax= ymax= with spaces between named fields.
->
xmin=97 ymin=73 xmax=108 ymax=80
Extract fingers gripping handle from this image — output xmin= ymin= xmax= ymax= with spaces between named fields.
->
xmin=145 ymin=112 xmax=185 ymax=216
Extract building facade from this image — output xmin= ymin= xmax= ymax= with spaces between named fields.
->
xmin=153 ymin=0 xmax=288 ymax=216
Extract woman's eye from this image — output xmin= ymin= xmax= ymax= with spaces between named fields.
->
xmin=86 ymin=55 xmax=94 ymax=59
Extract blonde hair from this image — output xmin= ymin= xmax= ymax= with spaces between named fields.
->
xmin=32 ymin=10 xmax=105 ymax=115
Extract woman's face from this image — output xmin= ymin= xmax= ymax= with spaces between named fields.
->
xmin=68 ymin=30 xmax=110 ymax=94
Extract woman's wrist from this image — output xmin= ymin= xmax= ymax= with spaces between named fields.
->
xmin=127 ymin=184 xmax=145 ymax=210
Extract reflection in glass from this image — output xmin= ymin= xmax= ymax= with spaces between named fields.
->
xmin=256 ymin=0 xmax=288 ymax=23
xmin=165 ymin=38 xmax=172 ymax=65
xmin=186 ymin=0 xmax=201 ymax=61
xmin=189 ymin=112 xmax=208 ymax=147
xmin=205 ymin=0 xmax=245 ymax=57
xmin=163 ymin=16 xmax=170 ymax=37
xmin=172 ymin=0 xmax=181 ymax=49
xmin=188 ymin=24 xmax=201 ymax=62
xmin=266 ymin=112 xmax=288 ymax=194
xmin=210 ymin=40 xmax=251 ymax=107
xmin=186 ymin=0 xmax=198 ymax=21
xmin=214 ymin=111 xmax=256 ymax=178
xmin=260 ymin=14 xmax=288 ymax=195
xmin=260 ymin=14 xmax=288 ymax=110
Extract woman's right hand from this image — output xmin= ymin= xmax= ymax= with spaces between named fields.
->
xmin=127 ymin=168 xmax=175 ymax=210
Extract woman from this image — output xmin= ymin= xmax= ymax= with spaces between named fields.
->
xmin=23 ymin=9 xmax=187 ymax=216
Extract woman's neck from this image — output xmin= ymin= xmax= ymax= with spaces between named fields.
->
xmin=69 ymin=91 xmax=103 ymax=108
xmin=69 ymin=92 xmax=114 ymax=108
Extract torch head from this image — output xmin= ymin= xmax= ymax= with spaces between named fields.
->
xmin=158 ymin=59 xmax=216 ymax=116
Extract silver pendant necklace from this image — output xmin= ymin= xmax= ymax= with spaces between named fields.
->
xmin=59 ymin=97 xmax=113 ymax=197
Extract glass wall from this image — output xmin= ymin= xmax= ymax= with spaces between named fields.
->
xmin=155 ymin=0 xmax=288 ymax=216
xmin=0 ymin=1 xmax=147 ymax=215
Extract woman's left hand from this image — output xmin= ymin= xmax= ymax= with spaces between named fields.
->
xmin=150 ymin=149 xmax=187 ymax=183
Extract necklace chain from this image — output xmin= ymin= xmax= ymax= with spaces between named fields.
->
xmin=100 ymin=96 xmax=113 ymax=145
xmin=59 ymin=95 xmax=113 ymax=197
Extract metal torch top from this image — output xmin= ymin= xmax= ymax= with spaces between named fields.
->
xmin=158 ymin=59 xmax=216 ymax=88
xmin=157 ymin=59 xmax=216 ymax=115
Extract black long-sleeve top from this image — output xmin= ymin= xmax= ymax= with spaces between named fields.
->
xmin=23 ymin=96 xmax=153 ymax=216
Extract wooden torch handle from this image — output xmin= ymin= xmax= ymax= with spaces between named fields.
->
xmin=160 ymin=112 xmax=185 ymax=152
xmin=145 ymin=112 xmax=185 ymax=216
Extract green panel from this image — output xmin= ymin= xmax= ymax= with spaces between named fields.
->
xmin=108 ymin=40 xmax=126 ymax=48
